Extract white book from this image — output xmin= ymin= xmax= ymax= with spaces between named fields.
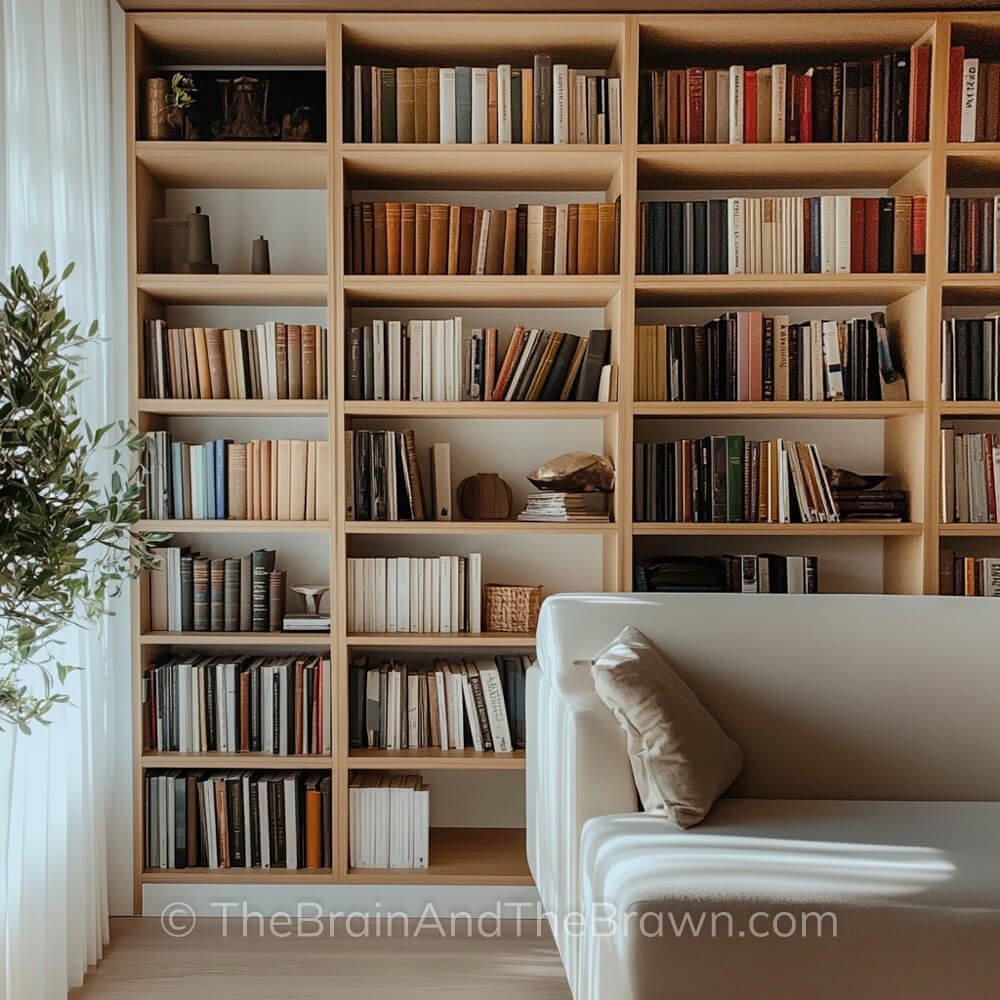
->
xmin=363 ymin=558 xmax=377 ymax=633
xmin=439 ymin=68 xmax=457 ymax=144
xmin=225 ymin=662 xmax=237 ymax=753
xmin=553 ymin=203 xmax=568 ymax=275
xmin=450 ymin=555 xmax=461 ymax=636
xmin=374 ymin=558 xmax=387 ymax=633
xmin=202 ymin=780 xmax=219 ymax=869
xmin=787 ymin=556 xmax=806 ymax=594
xmin=348 ymin=776 xmax=360 ymax=868
xmin=553 ymin=64 xmax=570 ymax=143
xmin=257 ymin=777 xmax=270 ymax=868
xmin=430 ymin=559 xmax=441 ymax=632
xmin=434 ymin=668 xmax=449 ymax=750
xmin=254 ymin=324 xmax=269 ymax=399
xmin=575 ymin=73 xmax=588 ymax=143
xmin=386 ymin=320 xmax=402 ymax=401
xmin=474 ymin=208 xmax=491 ymax=275
xmin=177 ymin=663 xmax=192 ymax=753
xmin=394 ymin=555 xmax=410 ymax=632
xmin=411 ymin=558 xmax=423 ymax=633
xmin=476 ymin=658 xmax=513 ymax=751
xmin=371 ymin=319 xmax=385 ymax=400
xmin=961 ymin=59 xmax=979 ymax=143
xmin=413 ymin=783 xmax=429 ymax=869
xmin=283 ymin=776 xmax=298 ymax=869
xmin=439 ymin=555 xmax=452 ymax=632
xmin=471 ymin=67 xmax=489 ymax=144
xmin=407 ymin=674 xmax=420 ymax=748
xmin=608 ymin=77 xmax=622 ymax=144
xmin=386 ymin=559 xmax=398 ymax=633
xmin=416 ymin=320 xmax=430 ymax=401
xmin=321 ymin=657 xmax=331 ymax=754
xmin=526 ymin=204 xmax=545 ymax=274
xmin=408 ymin=320 xmax=422 ymax=400
xmin=497 ymin=64 xmax=512 ymax=143
xmin=468 ymin=551 xmax=482 ymax=633
xmin=388 ymin=777 xmax=406 ymax=867
xmin=821 ymin=320 xmax=845 ymax=401
xmin=430 ymin=318 xmax=446 ymax=401
xmin=834 ymin=195 xmax=852 ymax=274
xmin=448 ymin=664 xmax=465 ymax=749
xmin=266 ymin=321 xmax=279 ymax=399
xmin=461 ymin=669 xmax=485 ymax=751
xmin=771 ymin=64 xmax=787 ymax=143
xmin=819 ymin=196 xmax=836 ymax=274
xmin=374 ymin=776 xmax=390 ymax=868
xmin=728 ymin=65 xmax=744 ymax=144
xmin=727 ymin=198 xmax=745 ymax=274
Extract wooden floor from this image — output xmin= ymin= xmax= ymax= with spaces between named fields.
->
xmin=71 ymin=917 xmax=571 ymax=999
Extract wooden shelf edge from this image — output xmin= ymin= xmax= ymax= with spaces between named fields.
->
xmin=344 ymin=401 xmax=615 ymax=418
xmin=141 ymin=754 xmax=333 ymax=769
xmin=940 ymin=524 xmax=1000 ymax=536
xmin=348 ymin=750 xmax=525 ymax=770
xmin=344 ymin=520 xmax=615 ymax=534
xmin=140 ymin=632 xmax=332 ymax=646
xmin=138 ymin=399 xmax=330 ymax=416
xmin=346 ymin=633 xmax=535 ymax=648
xmin=632 ymin=522 xmax=922 ymax=536
xmin=142 ymin=869 xmax=333 ymax=884
xmin=139 ymin=519 xmax=330 ymax=533
xmin=633 ymin=402 xmax=922 ymax=418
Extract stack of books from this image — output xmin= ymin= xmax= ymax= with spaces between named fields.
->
xmin=634 ymin=554 xmax=819 ymax=594
xmin=941 ymin=429 xmax=1000 ymax=523
xmin=633 ymin=437 xmax=839 ymax=524
xmin=941 ymin=316 xmax=1000 ymax=400
xmin=145 ymin=770 xmax=331 ymax=870
xmin=346 ymin=199 xmax=620 ymax=276
xmin=143 ymin=434 xmax=330 ymax=522
xmin=940 ymin=551 xmax=1000 ymax=596
xmin=948 ymin=49 xmax=1000 ymax=142
xmin=830 ymin=473 xmax=908 ymax=522
xmin=640 ymin=47 xmax=931 ymax=144
xmin=346 ymin=554 xmax=483 ymax=634
xmin=349 ymin=774 xmax=429 ymax=871
xmin=346 ymin=429 xmax=426 ymax=521
xmin=349 ymin=655 xmax=527 ymax=752
xmin=638 ymin=195 xmax=926 ymax=275
xmin=946 ymin=196 xmax=1000 ymax=272
xmin=148 ymin=546 xmax=287 ymax=633
xmin=345 ymin=57 xmax=621 ymax=145
xmin=517 ymin=492 xmax=609 ymax=523
xmin=635 ymin=311 xmax=905 ymax=403
xmin=143 ymin=319 xmax=328 ymax=401
xmin=346 ymin=321 xmax=612 ymax=404
xmin=142 ymin=654 xmax=332 ymax=755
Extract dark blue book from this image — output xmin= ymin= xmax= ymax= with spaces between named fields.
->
xmin=204 ymin=443 xmax=216 ymax=520
xmin=214 ymin=439 xmax=228 ymax=519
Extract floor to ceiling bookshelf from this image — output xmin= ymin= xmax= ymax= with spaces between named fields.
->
xmin=126 ymin=8 xmax=1000 ymax=910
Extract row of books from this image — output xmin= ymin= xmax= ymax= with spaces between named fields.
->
xmin=940 ymin=552 xmax=1000 ymax=597
xmin=828 ymin=473 xmax=907 ymax=522
xmin=346 ymin=555 xmax=483 ymax=634
xmin=346 ymin=199 xmax=620 ymax=276
xmin=632 ymin=437 xmax=839 ymax=524
xmin=142 ymin=654 xmax=332 ymax=756
xmin=941 ymin=317 xmax=1000 ymax=401
xmin=142 ymin=319 xmax=328 ymax=401
xmin=346 ymin=321 xmax=613 ymax=405
xmin=633 ymin=554 xmax=820 ymax=594
xmin=948 ymin=50 xmax=1000 ymax=142
xmin=345 ymin=59 xmax=621 ymax=145
xmin=349 ymin=655 xmax=527 ymax=752
xmin=347 ymin=429 xmax=427 ymax=521
xmin=149 ymin=546 xmax=286 ymax=633
xmin=637 ymin=195 xmax=926 ymax=276
xmin=145 ymin=770 xmax=330 ymax=870
xmin=143 ymin=435 xmax=330 ymax=522
xmin=349 ymin=773 xmax=429 ymax=871
xmin=635 ymin=312 xmax=906 ymax=403
xmin=946 ymin=196 xmax=1000 ymax=273
xmin=518 ymin=491 xmax=609 ymax=523
xmin=941 ymin=429 xmax=1000 ymax=524
xmin=640 ymin=47 xmax=930 ymax=145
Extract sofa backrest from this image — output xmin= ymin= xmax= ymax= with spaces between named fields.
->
xmin=536 ymin=593 xmax=1000 ymax=801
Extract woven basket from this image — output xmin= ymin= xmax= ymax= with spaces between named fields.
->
xmin=483 ymin=584 xmax=543 ymax=633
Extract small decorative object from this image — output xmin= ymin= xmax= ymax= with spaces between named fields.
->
xmin=184 ymin=206 xmax=218 ymax=274
xmin=281 ymin=105 xmax=314 ymax=141
xmin=283 ymin=584 xmax=331 ymax=632
xmin=148 ymin=72 xmax=196 ymax=140
xmin=214 ymin=75 xmax=280 ymax=140
xmin=144 ymin=77 xmax=169 ymax=140
xmin=457 ymin=472 xmax=513 ymax=521
xmin=251 ymin=235 xmax=271 ymax=274
xmin=527 ymin=451 xmax=615 ymax=493
xmin=151 ymin=217 xmax=188 ymax=273
xmin=483 ymin=584 xmax=543 ymax=634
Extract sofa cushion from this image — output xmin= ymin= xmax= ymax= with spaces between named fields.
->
xmin=590 ymin=625 xmax=742 ymax=827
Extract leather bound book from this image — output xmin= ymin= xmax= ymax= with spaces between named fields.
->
xmin=415 ymin=202 xmax=431 ymax=274
xmin=908 ymin=43 xmax=931 ymax=142
xmin=515 ymin=203 xmax=528 ymax=273
xmin=350 ymin=204 xmax=363 ymax=275
xmin=267 ymin=570 xmax=286 ymax=633
xmin=841 ymin=62 xmax=859 ymax=142
xmin=251 ymin=549 xmax=275 ymax=632
xmin=361 ymin=202 xmax=375 ymax=274
xmin=346 ymin=327 xmax=363 ymax=400
xmin=447 ymin=205 xmax=462 ymax=275
xmin=491 ymin=324 xmax=526 ymax=401
xmin=850 ymin=198 xmax=865 ymax=273
xmin=686 ymin=68 xmax=704 ymax=143
xmin=228 ymin=442 xmax=247 ymax=520
xmin=638 ymin=70 xmax=652 ymax=144
xmin=877 ymin=197 xmax=895 ymax=273
xmin=521 ymin=67 xmax=533 ymax=143
xmin=947 ymin=46 xmax=965 ymax=143
xmin=193 ymin=328 xmax=211 ymax=399
xmin=359 ymin=65 xmax=373 ymax=142
xmin=987 ymin=63 xmax=1000 ymax=142
xmin=665 ymin=70 xmax=681 ymax=144
xmin=427 ymin=66 xmax=440 ymax=142
xmin=402 ymin=429 xmax=426 ymax=520
xmin=458 ymin=205 xmax=476 ymax=274
xmin=526 ymin=329 xmax=564 ymax=401
xmin=205 ymin=328 xmax=227 ymax=399
xmin=890 ymin=51 xmax=910 ymax=142
xmin=485 ymin=209 xmax=506 ymax=274
xmin=455 ymin=66 xmax=472 ymax=143
xmin=192 ymin=557 xmax=210 ymax=632
xmin=469 ymin=208 xmax=484 ymax=273
xmin=385 ymin=202 xmax=401 ymax=274
xmin=210 ymin=558 xmax=225 ymax=632
xmin=541 ymin=205 xmax=556 ymax=274
xmin=539 ymin=332 xmax=580 ymax=401
xmin=573 ymin=329 xmax=610 ymax=401
xmin=576 ymin=202 xmax=598 ymax=274
xmin=302 ymin=325 xmax=318 ymax=400
xmin=380 ymin=67 xmax=397 ymax=142
xmin=488 ymin=68 xmax=498 ymax=144
xmin=400 ymin=202 xmax=416 ymax=274
xmin=597 ymin=201 xmax=617 ymax=275
xmin=912 ymin=195 xmax=927 ymax=273
xmin=239 ymin=554 xmax=252 ymax=632
xmin=396 ymin=67 xmax=415 ymax=142
xmin=305 ymin=782 xmax=322 ymax=869
xmin=428 ymin=203 xmax=450 ymax=274
xmin=893 ymin=195 xmax=912 ymax=273
xmin=863 ymin=198 xmax=880 ymax=273
xmin=857 ymin=62 xmax=873 ymax=142
xmin=413 ymin=67 xmax=428 ymax=143
xmin=275 ymin=322 xmax=289 ymax=400
xmin=502 ymin=207 xmax=518 ymax=274
xmin=566 ymin=203 xmax=579 ymax=275
xmin=287 ymin=324 xmax=302 ymax=400
xmin=811 ymin=66 xmax=833 ymax=142
xmin=533 ymin=54 xmax=552 ymax=142
xmin=373 ymin=202 xmax=388 ymax=274
xmin=559 ymin=336 xmax=589 ymax=401
xmin=525 ymin=204 xmax=543 ymax=274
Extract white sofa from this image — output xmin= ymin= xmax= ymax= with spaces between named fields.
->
xmin=527 ymin=593 xmax=1000 ymax=1000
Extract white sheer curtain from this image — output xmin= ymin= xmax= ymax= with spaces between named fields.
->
xmin=0 ymin=1 xmax=125 ymax=997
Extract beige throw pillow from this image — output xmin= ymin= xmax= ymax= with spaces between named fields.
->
xmin=591 ymin=625 xmax=742 ymax=828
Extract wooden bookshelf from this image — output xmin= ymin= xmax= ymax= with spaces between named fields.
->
xmin=125 ymin=8 xmax=998 ymax=909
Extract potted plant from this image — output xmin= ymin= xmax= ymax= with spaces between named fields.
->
xmin=0 ymin=255 xmax=161 ymax=732
xmin=163 ymin=72 xmax=197 ymax=139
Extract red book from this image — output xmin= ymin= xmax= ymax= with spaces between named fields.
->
xmin=743 ymin=69 xmax=757 ymax=143
xmin=947 ymin=46 xmax=966 ymax=143
xmin=863 ymin=198 xmax=880 ymax=273
xmin=686 ymin=68 xmax=705 ymax=143
xmin=850 ymin=198 xmax=865 ymax=273
xmin=912 ymin=195 xmax=927 ymax=272
xmin=908 ymin=43 xmax=931 ymax=142
xmin=799 ymin=72 xmax=813 ymax=143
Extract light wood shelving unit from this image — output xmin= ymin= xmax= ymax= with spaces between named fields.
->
xmin=125 ymin=9 xmax=1000 ymax=910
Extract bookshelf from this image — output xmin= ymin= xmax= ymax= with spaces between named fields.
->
xmin=124 ymin=8 xmax=1000 ymax=911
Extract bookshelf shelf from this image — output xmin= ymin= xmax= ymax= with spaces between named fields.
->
xmin=344 ymin=401 xmax=616 ymax=419
xmin=346 ymin=827 xmax=531 ymax=885
xmin=141 ymin=754 xmax=332 ymax=769
xmin=142 ymin=868 xmax=333 ymax=884
xmin=345 ymin=633 xmax=534 ymax=648
xmin=941 ymin=275 xmax=1000 ymax=306
xmin=946 ymin=144 xmax=1000 ymax=186
xmin=341 ymin=143 xmax=623 ymax=190
xmin=137 ymin=399 xmax=331 ymax=417
xmin=135 ymin=274 xmax=328 ymax=306
xmin=632 ymin=522 xmax=923 ymax=537
xmin=344 ymin=520 xmax=615 ymax=535
xmin=343 ymin=274 xmax=619 ymax=307
xmin=138 ymin=519 xmax=331 ymax=534
xmin=939 ymin=403 xmax=1000 ymax=416
xmin=348 ymin=750 xmax=526 ymax=771
xmin=632 ymin=402 xmax=924 ymax=419
xmin=136 ymin=141 xmax=328 ymax=189
xmin=939 ymin=524 xmax=1000 ymax=537
xmin=139 ymin=631 xmax=332 ymax=647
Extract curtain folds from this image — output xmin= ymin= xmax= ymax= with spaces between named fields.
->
xmin=1 ymin=1 xmax=123 ymax=997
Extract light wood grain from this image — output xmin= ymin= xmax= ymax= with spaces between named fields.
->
xmin=344 ymin=401 xmax=616 ymax=419
xmin=138 ymin=519 xmax=331 ymax=534
xmin=346 ymin=632 xmax=535 ymax=648
xmin=633 ymin=522 xmax=924 ymax=537
xmin=138 ymin=399 xmax=331 ymax=417
xmin=136 ymin=141 xmax=327 ymax=189
xmin=349 ymin=749 xmax=526 ymax=770
xmin=136 ymin=273 xmax=328 ymax=306
xmin=139 ymin=632 xmax=332 ymax=647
